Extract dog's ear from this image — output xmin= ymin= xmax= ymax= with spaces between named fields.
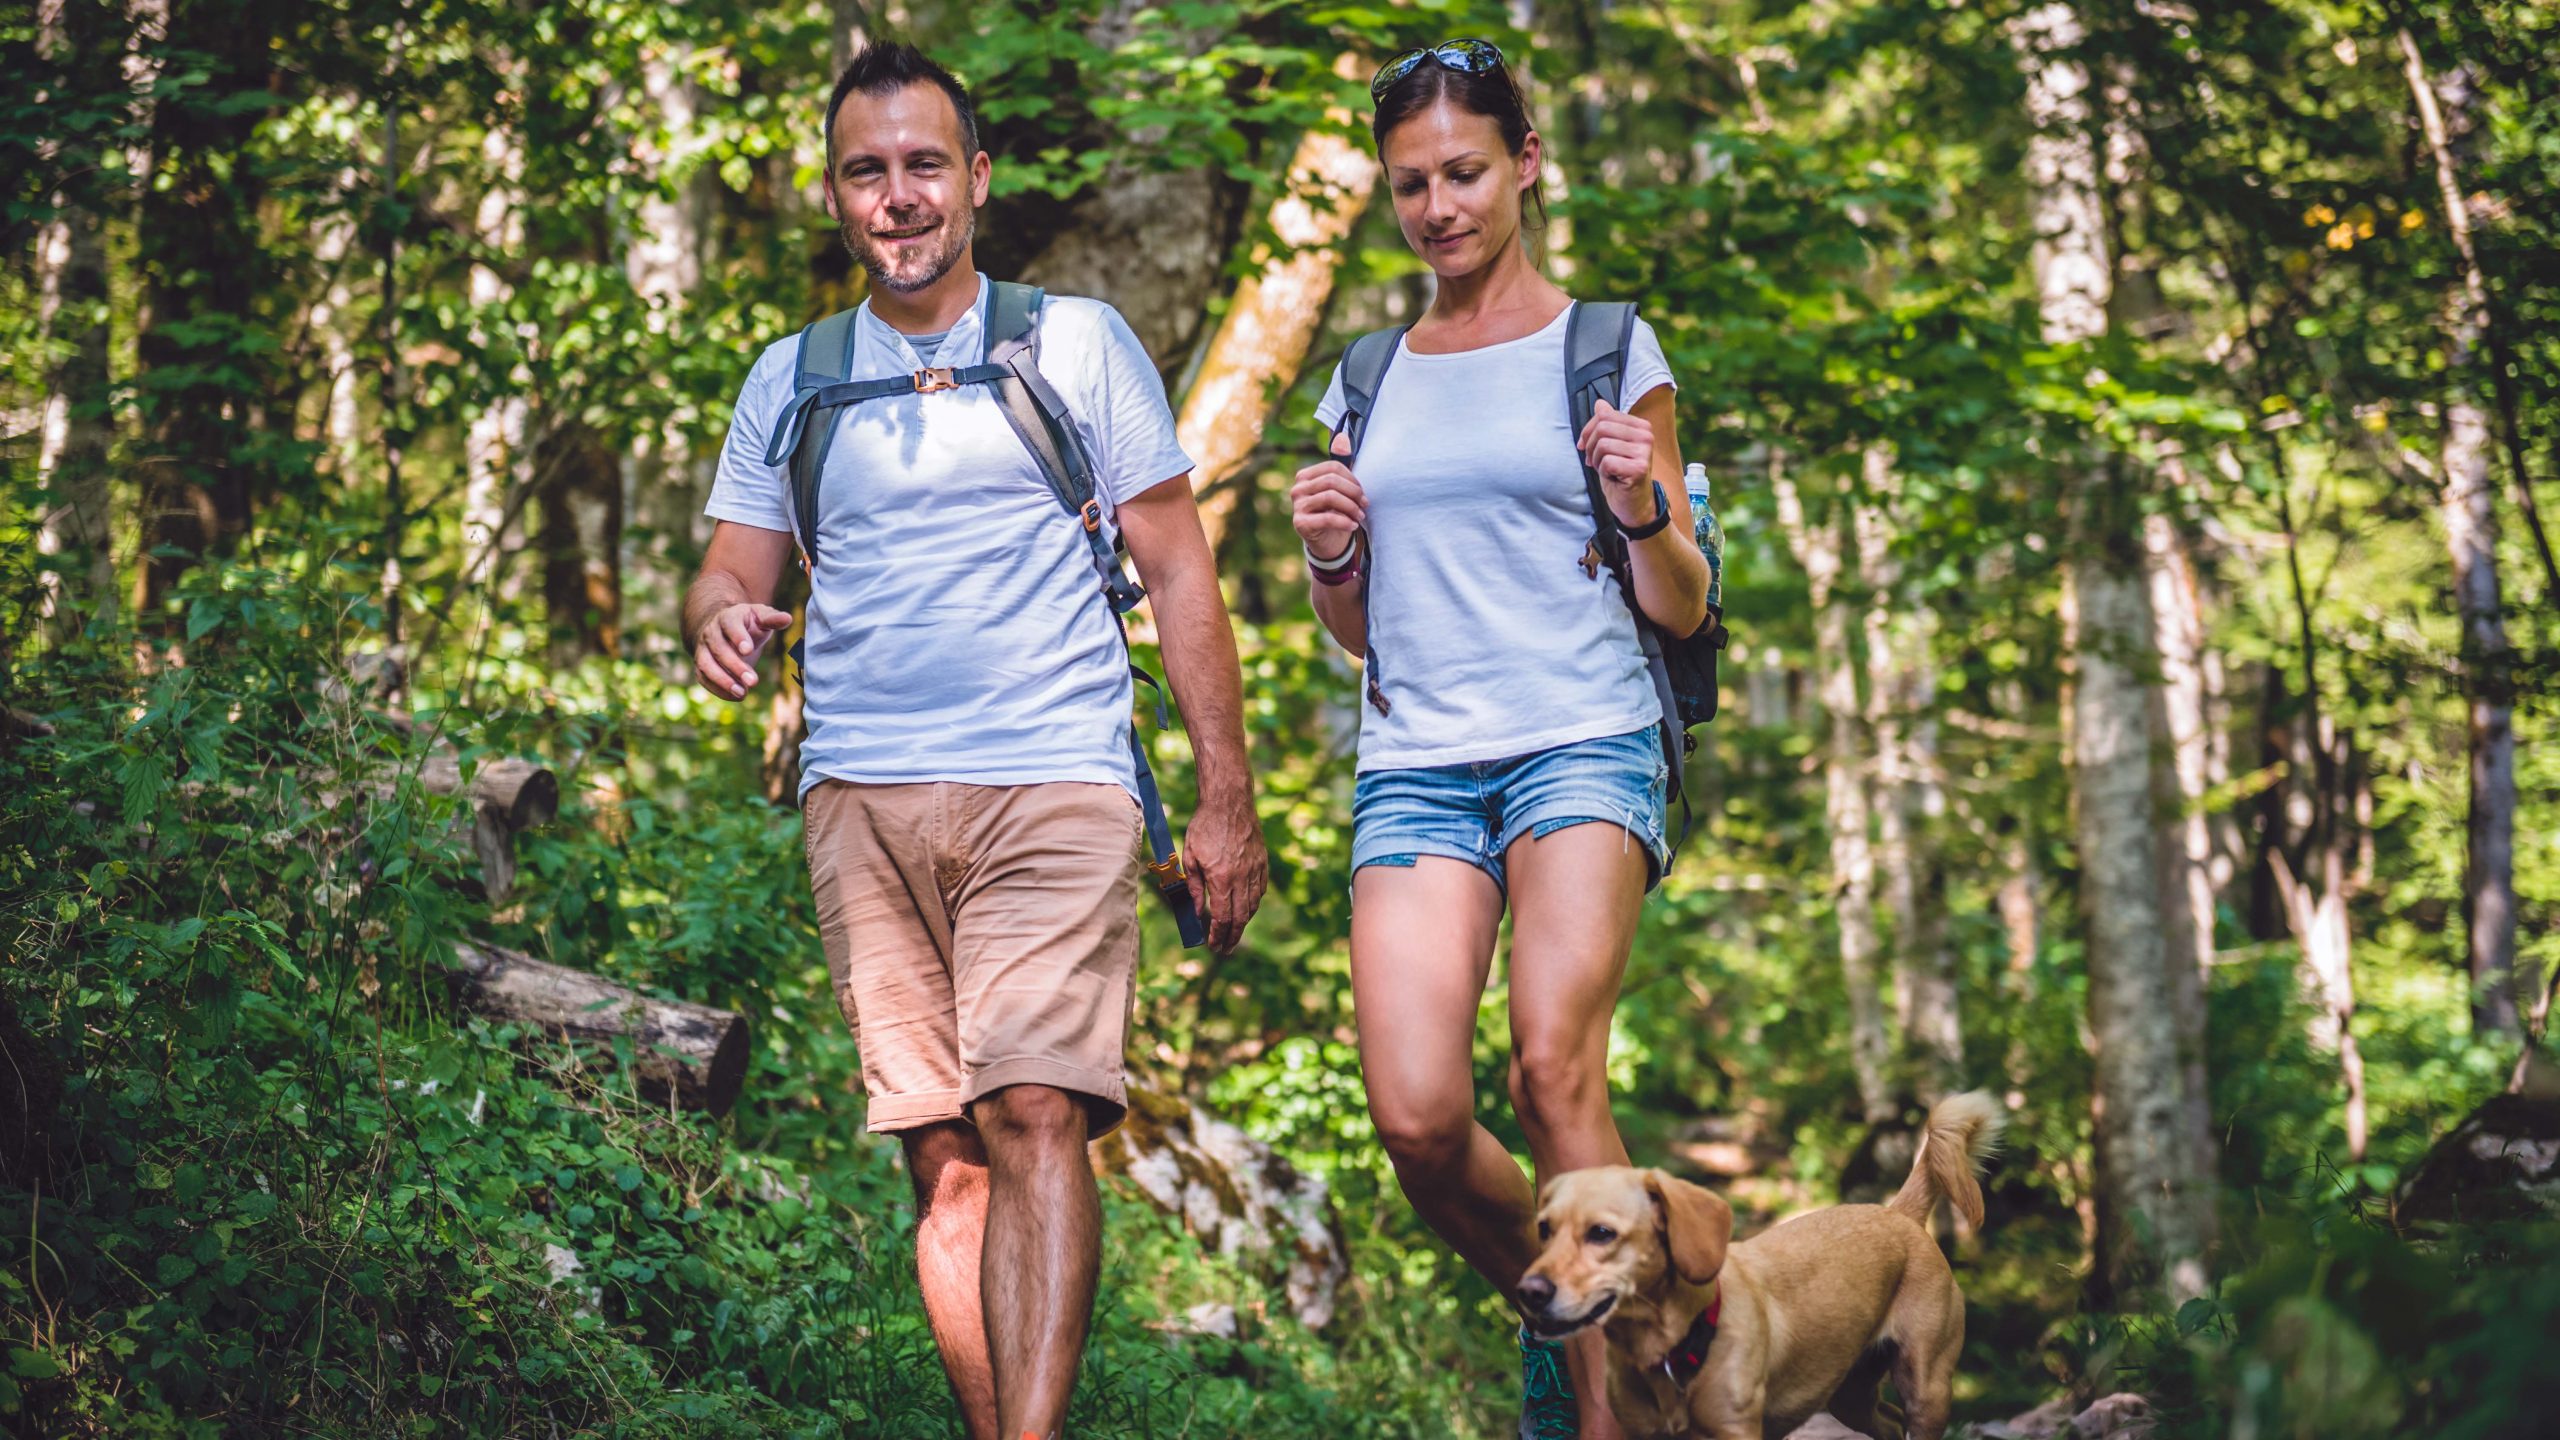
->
xmin=1644 ymin=1170 xmax=1732 ymax=1286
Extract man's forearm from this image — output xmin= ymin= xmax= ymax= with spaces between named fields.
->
xmin=683 ymin=569 xmax=752 ymax=653
xmin=1150 ymin=564 xmax=1254 ymax=809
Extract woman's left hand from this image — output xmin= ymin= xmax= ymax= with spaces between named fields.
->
xmin=1577 ymin=398 xmax=1658 ymax=528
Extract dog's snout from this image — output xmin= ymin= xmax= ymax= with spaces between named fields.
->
xmin=1515 ymin=1273 xmax=1556 ymax=1314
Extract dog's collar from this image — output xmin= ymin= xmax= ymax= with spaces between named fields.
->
xmin=1659 ymin=1294 xmax=1722 ymax=1387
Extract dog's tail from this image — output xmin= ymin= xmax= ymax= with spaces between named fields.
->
xmin=1886 ymin=1091 xmax=2006 ymax=1232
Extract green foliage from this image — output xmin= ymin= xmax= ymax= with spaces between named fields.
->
xmin=6 ymin=0 xmax=2559 ymax=1434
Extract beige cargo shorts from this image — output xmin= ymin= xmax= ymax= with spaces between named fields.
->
xmin=802 ymin=778 xmax=1142 ymax=1136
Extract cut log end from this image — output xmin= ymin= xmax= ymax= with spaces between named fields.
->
xmin=447 ymin=940 xmax=748 ymax=1115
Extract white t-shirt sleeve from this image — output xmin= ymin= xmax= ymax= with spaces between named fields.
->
xmin=1623 ymin=315 xmax=1677 ymax=409
xmin=704 ymin=338 xmax=800 ymax=534
xmin=1057 ymin=302 xmax=1194 ymax=508
xmin=1312 ymin=359 xmax=1350 ymax=436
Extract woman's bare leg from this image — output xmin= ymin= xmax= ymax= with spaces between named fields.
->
xmin=1506 ymin=820 xmax=1651 ymax=1440
xmin=1350 ymin=857 xmax=1536 ymax=1288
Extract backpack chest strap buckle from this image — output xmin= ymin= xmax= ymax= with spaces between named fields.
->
xmin=913 ymin=366 xmax=960 ymax=394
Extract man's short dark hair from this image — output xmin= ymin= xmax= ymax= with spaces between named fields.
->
xmin=825 ymin=43 xmax=980 ymax=169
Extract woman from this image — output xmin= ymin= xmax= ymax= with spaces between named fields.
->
xmin=1289 ymin=37 xmax=1711 ymax=1440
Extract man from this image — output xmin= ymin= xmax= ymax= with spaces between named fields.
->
xmin=683 ymin=43 xmax=1267 ymax=1440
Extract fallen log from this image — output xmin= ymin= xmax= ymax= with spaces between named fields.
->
xmin=420 ymin=755 xmax=558 ymax=904
xmin=420 ymin=754 xmax=559 ymax=830
xmin=447 ymin=940 xmax=747 ymax=1115
xmin=371 ymin=754 xmax=558 ymax=903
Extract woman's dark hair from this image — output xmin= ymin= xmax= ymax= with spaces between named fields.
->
xmin=825 ymin=42 xmax=980 ymax=170
xmin=1369 ymin=54 xmax=1547 ymax=228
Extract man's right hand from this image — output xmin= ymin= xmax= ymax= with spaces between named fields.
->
xmin=694 ymin=603 xmax=794 ymax=700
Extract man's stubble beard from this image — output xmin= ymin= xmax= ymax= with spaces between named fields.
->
xmin=841 ymin=206 xmax=976 ymax=296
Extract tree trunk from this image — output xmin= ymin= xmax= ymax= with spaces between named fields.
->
xmin=2142 ymin=506 xmax=2221 ymax=1181
xmin=2013 ymin=0 xmax=2213 ymax=1308
xmin=623 ymin=47 xmax=723 ymax=661
xmin=133 ymin=0 xmax=278 ymax=616
xmin=463 ymin=129 xmax=533 ymax=613
xmin=2400 ymin=28 xmax=2518 ymax=1037
xmin=1857 ymin=465 xmax=1960 ymax=1098
xmin=2144 ymin=509 xmax=2218 ymax=982
xmin=1774 ymin=454 xmax=1895 ymax=1126
xmin=538 ymin=421 xmax=623 ymax=665
xmin=34 ymin=0 xmax=121 ymax=640
xmin=35 ymin=197 xmax=115 ymax=633
xmin=1179 ymin=74 xmax=1375 ymax=551
xmin=1005 ymin=2 xmax=1249 ymax=372
xmin=447 ymin=941 xmax=748 ymax=1114
xmin=2258 ymin=667 xmax=2372 ymax=1160
xmin=829 ymin=0 xmax=864 ymax=75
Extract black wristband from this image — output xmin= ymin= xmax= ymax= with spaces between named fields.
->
xmin=1619 ymin=480 xmax=1673 ymax=541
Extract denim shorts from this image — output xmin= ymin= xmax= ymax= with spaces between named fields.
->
xmin=1351 ymin=725 xmax=1671 ymax=895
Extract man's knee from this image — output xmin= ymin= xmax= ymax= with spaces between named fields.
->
xmin=969 ymin=1083 xmax=1090 ymax=1151
xmin=902 ymin=1120 xmax=988 ymax=1211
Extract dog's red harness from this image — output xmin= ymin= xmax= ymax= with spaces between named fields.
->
xmin=1661 ymin=1295 xmax=1722 ymax=1387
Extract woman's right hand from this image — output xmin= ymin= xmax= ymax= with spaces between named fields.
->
xmin=1290 ymin=431 xmax=1367 ymax=564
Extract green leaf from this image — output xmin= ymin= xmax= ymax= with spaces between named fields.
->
xmin=9 ymin=1349 xmax=62 ymax=1380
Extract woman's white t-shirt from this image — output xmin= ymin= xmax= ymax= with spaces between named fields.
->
xmin=1313 ymin=305 xmax=1676 ymax=773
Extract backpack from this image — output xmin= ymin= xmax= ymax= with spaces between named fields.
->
xmin=760 ymin=280 xmax=1207 ymax=948
xmin=1332 ymin=300 xmax=1730 ymax=855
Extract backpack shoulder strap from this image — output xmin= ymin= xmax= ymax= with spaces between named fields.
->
xmin=1332 ymin=324 xmax=1408 ymax=717
xmin=762 ymin=307 xmax=863 ymax=565
xmin=1564 ymin=300 xmax=1637 ymax=437
xmin=1564 ymin=300 xmax=1687 ymax=807
xmin=1335 ymin=324 xmax=1409 ymax=459
xmin=980 ymin=281 xmax=1145 ymax=614
xmin=985 ymin=280 xmax=1203 ymax=947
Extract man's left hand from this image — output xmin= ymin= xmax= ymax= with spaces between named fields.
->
xmin=1183 ymin=795 xmax=1268 ymax=953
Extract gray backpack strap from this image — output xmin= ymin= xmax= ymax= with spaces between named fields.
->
xmin=1333 ymin=325 xmax=1408 ymax=717
xmin=982 ymin=280 xmax=1205 ymax=948
xmin=1564 ymin=300 xmax=1686 ymax=809
xmin=1336 ymin=325 xmax=1408 ymax=463
xmin=982 ymin=282 xmax=1146 ymax=615
xmin=764 ymin=306 xmax=863 ymax=566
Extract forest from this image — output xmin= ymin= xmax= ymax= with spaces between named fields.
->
xmin=3 ymin=0 xmax=2556 ymax=1435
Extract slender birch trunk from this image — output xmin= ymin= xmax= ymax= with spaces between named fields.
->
xmin=2013 ymin=0 xmax=2212 ymax=1307
xmin=463 ymin=128 xmax=531 ymax=610
xmin=2142 ymin=503 xmax=2220 ymax=1176
xmin=2399 ymin=29 xmax=2518 ymax=1037
xmin=1179 ymin=66 xmax=1375 ymax=552
xmin=623 ymin=46 xmax=722 ymax=657
xmin=1857 ymin=463 xmax=1960 ymax=1096
xmin=34 ymin=0 xmax=120 ymax=639
xmin=1774 ymin=453 xmax=1895 ymax=1125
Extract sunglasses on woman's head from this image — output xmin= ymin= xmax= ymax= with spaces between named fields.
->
xmin=1370 ymin=37 xmax=1508 ymax=103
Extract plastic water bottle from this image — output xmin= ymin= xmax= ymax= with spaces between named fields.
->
xmin=1685 ymin=462 xmax=1724 ymax=615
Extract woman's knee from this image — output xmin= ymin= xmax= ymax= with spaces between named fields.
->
xmin=1370 ymin=1094 xmax=1475 ymax=1174
xmin=1508 ymin=1039 xmax=1609 ymax=1133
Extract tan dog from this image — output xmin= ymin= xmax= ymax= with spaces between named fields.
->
xmin=1516 ymin=1092 xmax=2005 ymax=1440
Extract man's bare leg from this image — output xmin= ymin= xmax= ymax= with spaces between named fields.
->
xmin=902 ymin=1121 xmax=998 ymax=1440
xmin=969 ymin=1083 xmax=1099 ymax=1440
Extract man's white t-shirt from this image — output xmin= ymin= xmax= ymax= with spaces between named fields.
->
xmin=707 ymin=274 xmax=1192 ymax=798
xmin=1313 ymin=305 xmax=1677 ymax=772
